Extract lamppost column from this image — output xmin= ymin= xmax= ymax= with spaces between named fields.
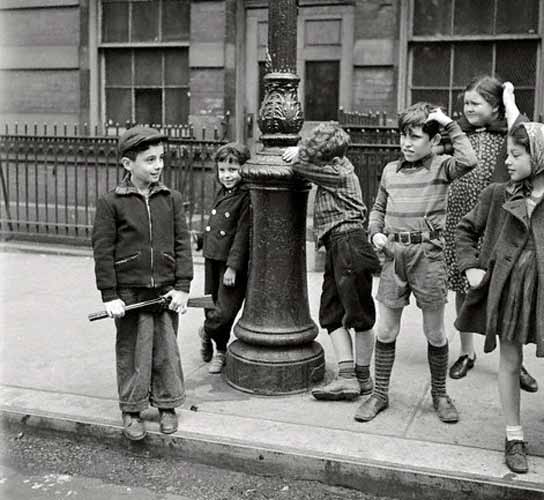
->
xmin=224 ymin=0 xmax=325 ymax=395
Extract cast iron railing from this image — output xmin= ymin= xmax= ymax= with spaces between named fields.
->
xmin=0 ymin=122 xmax=226 ymax=245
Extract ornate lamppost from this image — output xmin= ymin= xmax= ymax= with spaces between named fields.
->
xmin=224 ymin=0 xmax=325 ymax=394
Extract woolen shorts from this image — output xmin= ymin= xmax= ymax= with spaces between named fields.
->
xmin=319 ymin=227 xmax=380 ymax=333
xmin=376 ymin=239 xmax=448 ymax=310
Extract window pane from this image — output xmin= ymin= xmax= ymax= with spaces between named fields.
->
xmin=135 ymin=49 xmax=162 ymax=86
xmin=496 ymin=0 xmax=538 ymax=34
xmin=132 ymin=0 xmax=159 ymax=42
xmin=102 ymin=2 xmax=128 ymax=42
xmin=135 ymin=88 xmax=162 ymax=124
xmin=411 ymin=90 xmax=450 ymax=112
xmin=412 ymin=44 xmax=450 ymax=86
xmin=509 ymin=89 xmax=535 ymax=119
xmin=454 ymin=0 xmax=493 ymax=35
xmin=165 ymin=88 xmax=189 ymax=124
xmin=453 ymin=43 xmax=492 ymax=86
xmin=304 ymin=61 xmax=339 ymax=121
xmin=413 ymin=0 xmax=451 ymax=36
xmin=165 ymin=49 xmax=189 ymax=85
xmin=495 ymin=41 xmax=537 ymax=86
xmin=106 ymin=88 xmax=131 ymax=124
xmin=163 ymin=0 xmax=190 ymax=41
xmin=451 ymin=89 xmax=466 ymax=119
xmin=105 ymin=50 xmax=131 ymax=86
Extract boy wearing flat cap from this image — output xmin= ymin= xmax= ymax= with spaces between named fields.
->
xmin=92 ymin=126 xmax=193 ymax=441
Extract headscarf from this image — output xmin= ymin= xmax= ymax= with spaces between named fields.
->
xmin=506 ymin=122 xmax=544 ymax=199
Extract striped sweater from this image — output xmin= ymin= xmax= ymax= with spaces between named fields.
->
xmin=368 ymin=122 xmax=477 ymax=238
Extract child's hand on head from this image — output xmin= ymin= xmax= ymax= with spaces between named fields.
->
xmin=465 ymin=268 xmax=486 ymax=288
xmin=502 ymin=81 xmax=516 ymax=104
xmin=426 ymin=108 xmax=452 ymax=127
xmin=282 ymin=146 xmax=299 ymax=163
xmin=503 ymin=81 xmax=515 ymax=95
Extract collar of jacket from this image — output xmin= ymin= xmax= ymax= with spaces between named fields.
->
xmin=115 ymin=178 xmax=170 ymax=197
xmin=217 ymin=182 xmax=248 ymax=197
xmin=396 ymin=153 xmax=434 ymax=172
xmin=457 ymin=115 xmax=507 ymax=135
xmin=502 ymin=196 xmax=529 ymax=228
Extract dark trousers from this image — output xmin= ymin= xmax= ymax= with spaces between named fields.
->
xmin=320 ymin=228 xmax=380 ymax=333
xmin=115 ymin=287 xmax=185 ymax=413
xmin=204 ymin=259 xmax=247 ymax=351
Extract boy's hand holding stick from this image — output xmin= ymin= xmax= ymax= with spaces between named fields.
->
xmin=88 ymin=294 xmax=215 ymax=322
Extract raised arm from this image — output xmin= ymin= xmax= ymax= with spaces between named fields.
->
xmin=439 ymin=121 xmax=478 ymax=181
xmin=502 ymin=82 xmax=521 ymax=130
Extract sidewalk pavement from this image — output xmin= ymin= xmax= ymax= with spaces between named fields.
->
xmin=1 ymin=241 xmax=543 ymax=499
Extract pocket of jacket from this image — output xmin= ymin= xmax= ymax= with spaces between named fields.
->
xmin=162 ymin=252 xmax=176 ymax=268
xmin=468 ymin=268 xmax=491 ymax=291
xmin=114 ymin=252 xmax=141 ymax=266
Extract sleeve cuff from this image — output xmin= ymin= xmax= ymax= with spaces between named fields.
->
xmin=174 ymin=281 xmax=191 ymax=293
xmin=101 ymin=288 xmax=119 ymax=302
xmin=367 ymin=224 xmax=383 ymax=239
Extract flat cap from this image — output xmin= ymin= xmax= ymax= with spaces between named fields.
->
xmin=118 ymin=126 xmax=166 ymax=156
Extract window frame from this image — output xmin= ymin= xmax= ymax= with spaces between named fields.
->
xmin=97 ymin=0 xmax=191 ymax=127
xmin=398 ymin=0 xmax=544 ymax=120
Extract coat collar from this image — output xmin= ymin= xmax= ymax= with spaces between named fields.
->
xmin=115 ymin=177 xmax=170 ymax=197
xmin=216 ymin=182 xmax=247 ymax=200
xmin=502 ymin=197 xmax=529 ymax=228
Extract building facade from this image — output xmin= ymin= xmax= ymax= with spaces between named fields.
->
xmin=1 ymin=0 xmax=543 ymax=148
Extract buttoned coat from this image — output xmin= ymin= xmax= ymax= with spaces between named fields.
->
xmin=202 ymin=183 xmax=250 ymax=271
xmin=455 ymin=182 xmax=544 ymax=356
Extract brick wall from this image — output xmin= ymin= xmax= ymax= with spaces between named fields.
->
xmin=0 ymin=3 xmax=81 ymax=126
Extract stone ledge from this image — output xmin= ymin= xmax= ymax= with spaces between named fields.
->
xmin=2 ymin=386 xmax=543 ymax=500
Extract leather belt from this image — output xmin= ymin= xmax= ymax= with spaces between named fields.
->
xmin=390 ymin=229 xmax=441 ymax=245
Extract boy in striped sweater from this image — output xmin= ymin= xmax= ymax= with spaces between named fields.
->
xmin=355 ymin=103 xmax=477 ymax=424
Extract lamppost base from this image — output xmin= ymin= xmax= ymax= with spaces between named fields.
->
xmin=225 ymin=340 xmax=325 ymax=395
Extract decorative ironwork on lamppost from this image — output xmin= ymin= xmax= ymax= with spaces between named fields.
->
xmin=224 ymin=0 xmax=325 ymax=394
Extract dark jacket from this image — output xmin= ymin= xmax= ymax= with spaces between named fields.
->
xmin=92 ymin=179 xmax=193 ymax=302
xmin=455 ymin=182 xmax=544 ymax=356
xmin=203 ymin=183 xmax=250 ymax=271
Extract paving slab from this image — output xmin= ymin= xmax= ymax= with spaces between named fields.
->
xmin=1 ymin=243 xmax=543 ymax=499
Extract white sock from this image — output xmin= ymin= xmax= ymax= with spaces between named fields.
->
xmin=506 ymin=425 xmax=524 ymax=442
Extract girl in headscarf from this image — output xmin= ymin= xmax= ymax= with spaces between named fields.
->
xmin=444 ymin=76 xmax=536 ymax=392
xmin=455 ymin=122 xmax=544 ymax=474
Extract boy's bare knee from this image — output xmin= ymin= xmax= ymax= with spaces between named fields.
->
xmin=376 ymin=325 xmax=400 ymax=343
xmin=423 ymin=329 xmax=447 ymax=347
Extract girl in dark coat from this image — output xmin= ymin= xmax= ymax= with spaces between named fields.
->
xmin=455 ymin=122 xmax=544 ymax=474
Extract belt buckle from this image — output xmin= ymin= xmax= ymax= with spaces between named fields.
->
xmin=399 ymin=231 xmax=411 ymax=244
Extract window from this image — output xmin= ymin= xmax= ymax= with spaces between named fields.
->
xmin=407 ymin=0 xmax=540 ymax=118
xmin=304 ymin=61 xmax=339 ymax=121
xmin=100 ymin=0 xmax=190 ymax=126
